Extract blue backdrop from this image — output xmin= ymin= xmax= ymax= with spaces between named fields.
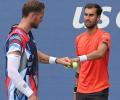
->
xmin=0 ymin=0 xmax=120 ymax=100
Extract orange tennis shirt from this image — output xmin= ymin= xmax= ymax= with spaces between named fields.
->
xmin=76 ymin=28 xmax=111 ymax=93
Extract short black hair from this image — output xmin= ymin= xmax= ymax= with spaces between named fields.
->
xmin=22 ymin=0 xmax=45 ymax=17
xmin=84 ymin=3 xmax=102 ymax=16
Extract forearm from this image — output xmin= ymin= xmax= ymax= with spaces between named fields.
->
xmin=75 ymin=43 xmax=108 ymax=62
xmin=37 ymin=51 xmax=57 ymax=64
xmin=37 ymin=51 xmax=49 ymax=63
xmin=37 ymin=51 xmax=71 ymax=66
xmin=74 ymin=50 xmax=106 ymax=62
xmin=7 ymin=54 xmax=33 ymax=97
xmin=86 ymin=43 xmax=107 ymax=60
xmin=87 ymin=50 xmax=105 ymax=60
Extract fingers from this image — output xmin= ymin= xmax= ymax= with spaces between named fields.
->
xmin=56 ymin=57 xmax=71 ymax=66
xmin=64 ymin=57 xmax=71 ymax=62
xmin=63 ymin=57 xmax=80 ymax=69
xmin=71 ymin=57 xmax=80 ymax=62
xmin=56 ymin=57 xmax=80 ymax=68
xmin=63 ymin=57 xmax=72 ymax=66
xmin=61 ymin=57 xmax=73 ymax=68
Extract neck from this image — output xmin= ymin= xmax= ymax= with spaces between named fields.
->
xmin=17 ymin=18 xmax=31 ymax=33
xmin=87 ymin=26 xmax=98 ymax=35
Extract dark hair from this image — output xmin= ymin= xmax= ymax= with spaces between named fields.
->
xmin=84 ymin=3 xmax=102 ymax=16
xmin=22 ymin=0 xmax=45 ymax=17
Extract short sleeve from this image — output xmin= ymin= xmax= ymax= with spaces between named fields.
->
xmin=7 ymin=34 xmax=22 ymax=54
xmin=99 ymin=32 xmax=111 ymax=49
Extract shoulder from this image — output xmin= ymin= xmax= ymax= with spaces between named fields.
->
xmin=98 ymin=29 xmax=111 ymax=46
xmin=9 ymin=34 xmax=22 ymax=42
xmin=99 ymin=29 xmax=111 ymax=38
xmin=7 ymin=34 xmax=22 ymax=49
xmin=6 ymin=34 xmax=23 ymax=54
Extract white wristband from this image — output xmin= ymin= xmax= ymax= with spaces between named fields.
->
xmin=49 ymin=56 xmax=57 ymax=64
xmin=79 ymin=55 xmax=87 ymax=62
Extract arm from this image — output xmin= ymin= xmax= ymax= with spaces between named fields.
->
xmin=87 ymin=42 xmax=108 ymax=60
xmin=7 ymin=52 xmax=37 ymax=99
xmin=37 ymin=50 xmax=71 ymax=66
xmin=73 ymin=32 xmax=110 ymax=62
xmin=73 ymin=42 xmax=108 ymax=62
xmin=7 ymin=34 xmax=37 ymax=99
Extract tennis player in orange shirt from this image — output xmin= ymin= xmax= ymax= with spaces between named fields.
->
xmin=72 ymin=3 xmax=111 ymax=100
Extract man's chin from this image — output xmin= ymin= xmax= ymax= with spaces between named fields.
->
xmin=33 ymin=25 xmax=39 ymax=29
xmin=85 ymin=24 xmax=96 ymax=29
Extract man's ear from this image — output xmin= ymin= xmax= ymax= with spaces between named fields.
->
xmin=97 ymin=16 xmax=101 ymax=22
xmin=29 ymin=12 xmax=36 ymax=20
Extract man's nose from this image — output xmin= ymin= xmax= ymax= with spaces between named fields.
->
xmin=85 ymin=15 xmax=90 ymax=20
